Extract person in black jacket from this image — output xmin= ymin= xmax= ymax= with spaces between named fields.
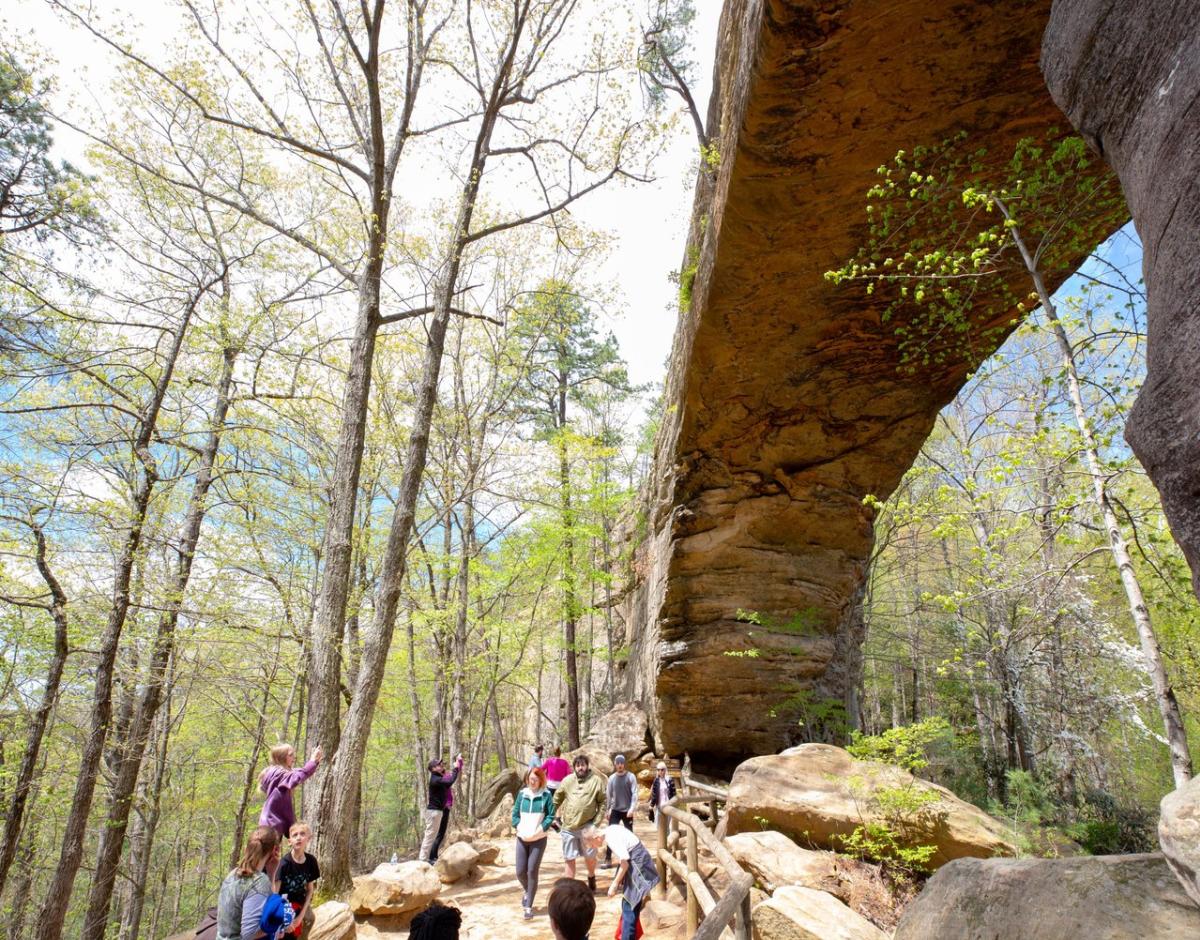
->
xmin=419 ymin=754 xmax=463 ymax=864
xmin=647 ymin=762 xmax=676 ymax=823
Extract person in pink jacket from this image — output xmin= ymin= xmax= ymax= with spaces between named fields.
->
xmin=258 ymin=743 xmax=323 ymax=841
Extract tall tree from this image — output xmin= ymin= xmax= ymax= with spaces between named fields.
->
xmin=512 ymin=280 xmax=632 ymax=746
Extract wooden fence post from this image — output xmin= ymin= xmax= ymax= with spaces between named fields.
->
xmin=686 ymin=822 xmax=699 ymax=935
xmin=656 ymin=808 xmax=668 ymax=899
xmin=735 ymin=882 xmax=752 ymax=940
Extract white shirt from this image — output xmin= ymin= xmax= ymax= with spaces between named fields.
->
xmin=603 ymin=824 xmax=641 ymax=861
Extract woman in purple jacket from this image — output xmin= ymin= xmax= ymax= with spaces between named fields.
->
xmin=258 ymin=743 xmax=323 ymax=843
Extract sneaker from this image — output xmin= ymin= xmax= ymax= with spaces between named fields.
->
xmin=523 ymin=907 xmax=533 ymax=920
xmin=587 ymin=876 xmax=597 ymax=893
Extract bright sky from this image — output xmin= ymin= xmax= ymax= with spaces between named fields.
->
xmin=4 ymin=0 xmax=723 ymax=391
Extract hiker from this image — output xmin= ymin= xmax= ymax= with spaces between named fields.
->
xmin=215 ymin=826 xmax=293 ymax=940
xmin=549 ymin=877 xmax=596 ymax=940
xmin=543 ymin=746 xmax=571 ymax=794
xmin=647 ymin=761 xmax=676 ymax=823
xmin=419 ymin=753 xmax=463 ymax=864
xmin=511 ymin=765 xmax=556 ymax=919
xmin=258 ymin=744 xmax=323 ymax=844
xmin=528 ymin=743 xmax=545 ymax=768
xmin=552 ymin=754 xmax=606 ymax=892
xmin=601 ymin=754 xmax=636 ymax=869
xmin=409 ymin=901 xmax=462 ymax=940
xmin=584 ymin=824 xmax=660 ymax=940
xmin=274 ymin=822 xmax=319 ymax=938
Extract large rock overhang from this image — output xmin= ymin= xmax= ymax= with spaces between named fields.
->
xmin=625 ymin=0 xmax=1126 ymax=774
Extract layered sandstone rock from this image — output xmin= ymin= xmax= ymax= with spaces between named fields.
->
xmin=753 ymin=885 xmax=888 ymax=940
xmin=1160 ymin=776 xmax=1200 ymax=905
xmin=726 ymin=830 xmax=841 ymax=895
xmin=349 ymin=860 xmax=441 ymax=916
xmin=1042 ymin=1 xmax=1200 ymax=599
xmin=893 ymin=853 xmax=1200 ymax=938
xmin=725 ymin=745 xmax=1014 ymax=868
xmin=621 ymin=0 xmax=1124 ymax=772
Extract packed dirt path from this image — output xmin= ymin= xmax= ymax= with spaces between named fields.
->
xmin=366 ymin=817 xmax=664 ymax=939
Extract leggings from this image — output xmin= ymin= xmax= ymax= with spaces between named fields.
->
xmin=515 ymin=837 xmax=547 ymax=908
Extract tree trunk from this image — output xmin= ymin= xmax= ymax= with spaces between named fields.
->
xmin=559 ymin=433 xmax=581 ymax=749
xmin=38 ymin=272 xmax=212 ymax=940
xmin=81 ymin=341 xmax=238 ymax=940
xmin=1001 ymin=201 xmax=1193 ymax=788
xmin=118 ymin=694 xmax=172 ymax=940
xmin=0 ymin=523 xmax=69 ymax=899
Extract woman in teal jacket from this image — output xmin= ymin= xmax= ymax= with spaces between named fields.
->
xmin=511 ymin=765 xmax=556 ymax=919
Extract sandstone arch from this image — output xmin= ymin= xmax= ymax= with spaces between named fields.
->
xmin=622 ymin=0 xmax=1131 ymax=773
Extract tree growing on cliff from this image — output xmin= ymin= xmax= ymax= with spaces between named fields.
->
xmin=829 ymin=135 xmax=1193 ymax=790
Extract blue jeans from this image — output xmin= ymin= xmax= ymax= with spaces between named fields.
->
xmin=620 ymin=897 xmax=642 ymax=940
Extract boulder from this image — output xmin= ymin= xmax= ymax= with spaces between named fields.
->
xmin=471 ymin=841 xmax=501 ymax=865
xmin=753 ymin=885 xmax=887 ymax=940
xmin=474 ymin=767 xmax=522 ymax=819
xmin=442 ymin=827 xmax=479 ymax=848
xmin=584 ymin=703 xmax=653 ymax=763
xmin=350 ymin=860 xmax=441 ymax=916
xmin=894 ymin=853 xmax=1200 ymax=939
xmin=481 ymin=793 xmax=514 ymax=838
xmin=726 ymin=744 xmax=1014 ymax=868
xmin=435 ymin=841 xmax=480 ymax=884
xmin=640 ymin=898 xmax=685 ymax=932
xmin=726 ymin=831 xmax=841 ymax=895
xmin=1160 ymin=775 xmax=1200 ymax=906
xmin=308 ymin=901 xmax=355 ymax=940
xmin=355 ymin=926 xmax=381 ymax=940
xmin=566 ymin=744 xmax=613 ymax=777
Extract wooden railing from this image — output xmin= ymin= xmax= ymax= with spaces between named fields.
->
xmin=654 ymin=764 xmax=752 ymax=940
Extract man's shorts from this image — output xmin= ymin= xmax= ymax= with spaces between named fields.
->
xmin=560 ymin=827 xmax=596 ymax=861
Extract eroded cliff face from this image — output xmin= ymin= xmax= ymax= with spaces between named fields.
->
xmin=1042 ymin=0 xmax=1200 ymax=597
xmin=623 ymin=0 xmax=1125 ymax=773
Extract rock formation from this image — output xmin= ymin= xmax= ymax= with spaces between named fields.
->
xmin=435 ymin=842 xmax=481 ymax=884
xmin=1042 ymin=0 xmax=1200 ymax=599
xmin=893 ymin=853 xmax=1200 ymax=938
xmin=725 ymin=831 xmax=841 ymax=896
xmin=1159 ymin=775 xmax=1200 ymax=906
xmin=753 ymin=884 xmax=888 ymax=940
xmin=724 ymin=744 xmax=1015 ymax=868
xmin=582 ymin=702 xmax=655 ymax=768
xmin=349 ymin=860 xmax=441 ymax=916
xmin=308 ymin=901 xmax=356 ymax=940
xmin=621 ymin=0 xmax=1124 ymax=773
xmin=474 ymin=767 xmax=521 ymax=819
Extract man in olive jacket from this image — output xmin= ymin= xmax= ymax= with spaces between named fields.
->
xmin=553 ymin=754 xmax=607 ymax=891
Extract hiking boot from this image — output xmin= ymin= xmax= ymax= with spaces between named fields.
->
xmin=587 ymin=876 xmax=597 ymax=893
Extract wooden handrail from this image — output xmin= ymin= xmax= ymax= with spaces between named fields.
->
xmin=654 ymin=765 xmax=752 ymax=940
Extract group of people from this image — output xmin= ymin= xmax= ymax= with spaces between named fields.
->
xmin=210 ymin=739 xmax=680 ymax=940
xmin=511 ymin=745 xmax=674 ymax=940
xmin=210 ymin=743 xmax=324 ymax=940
